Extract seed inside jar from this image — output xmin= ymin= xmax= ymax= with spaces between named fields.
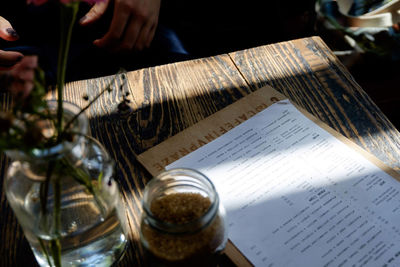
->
xmin=150 ymin=192 xmax=211 ymax=224
xmin=142 ymin=192 xmax=224 ymax=263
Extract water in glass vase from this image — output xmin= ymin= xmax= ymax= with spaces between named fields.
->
xmin=28 ymin=211 xmax=127 ymax=267
xmin=17 ymin=176 xmax=127 ymax=267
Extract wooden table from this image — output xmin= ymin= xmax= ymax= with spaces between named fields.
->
xmin=2 ymin=36 xmax=400 ymax=266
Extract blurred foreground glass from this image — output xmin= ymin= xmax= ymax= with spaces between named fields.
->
xmin=140 ymin=168 xmax=228 ymax=266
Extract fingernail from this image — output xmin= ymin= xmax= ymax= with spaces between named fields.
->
xmin=6 ymin=28 xmax=19 ymax=38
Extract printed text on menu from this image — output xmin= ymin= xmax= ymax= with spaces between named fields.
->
xmin=167 ymin=99 xmax=400 ymax=267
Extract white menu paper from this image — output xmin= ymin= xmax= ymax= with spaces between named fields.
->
xmin=167 ymin=99 xmax=400 ymax=267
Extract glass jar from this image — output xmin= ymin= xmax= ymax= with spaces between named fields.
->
xmin=140 ymin=168 xmax=227 ymax=267
xmin=4 ymin=101 xmax=128 ymax=267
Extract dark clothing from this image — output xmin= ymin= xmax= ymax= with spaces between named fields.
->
xmin=162 ymin=0 xmax=316 ymax=57
xmin=1 ymin=1 xmax=189 ymax=83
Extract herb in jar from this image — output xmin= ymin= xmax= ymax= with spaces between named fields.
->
xmin=141 ymin=192 xmax=225 ymax=266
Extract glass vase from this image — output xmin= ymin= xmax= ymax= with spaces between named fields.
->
xmin=3 ymin=101 xmax=128 ymax=267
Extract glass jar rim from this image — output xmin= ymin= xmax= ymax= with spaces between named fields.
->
xmin=142 ymin=168 xmax=220 ymax=234
xmin=5 ymin=100 xmax=88 ymax=161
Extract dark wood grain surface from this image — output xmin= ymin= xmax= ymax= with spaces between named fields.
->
xmin=229 ymin=37 xmax=400 ymax=172
xmin=1 ymin=36 xmax=400 ymax=266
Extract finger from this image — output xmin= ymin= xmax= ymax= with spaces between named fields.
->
xmin=0 ymin=16 xmax=19 ymax=41
xmin=116 ymin=17 xmax=142 ymax=52
xmin=16 ymin=69 xmax=35 ymax=82
xmin=0 ymin=50 xmax=23 ymax=70
xmin=10 ymin=56 xmax=38 ymax=81
xmin=145 ymin=24 xmax=157 ymax=49
xmin=94 ymin=2 xmax=132 ymax=48
xmin=79 ymin=0 xmax=109 ymax=26
xmin=7 ymin=55 xmax=38 ymax=98
xmin=11 ymin=79 xmax=34 ymax=99
xmin=133 ymin=21 xmax=154 ymax=51
xmin=22 ymin=55 xmax=38 ymax=69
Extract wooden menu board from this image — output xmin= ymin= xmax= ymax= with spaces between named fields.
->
xmin=137 ymin=85 xmax=400 ymax=266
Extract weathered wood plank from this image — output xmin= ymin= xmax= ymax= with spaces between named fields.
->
xmin=229 ymin=36 xmax=400 ymax=171
xmin=2 ymin=54 xmax=249 ymax=267
xmin=119 ymin=55 xmax=252 ymax=152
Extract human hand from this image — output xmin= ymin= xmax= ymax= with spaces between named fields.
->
xmin=0 ymin=16 xmax=23 ymax=70
xmin=0 ymin=55 xmax=38 ymax=99
xmin=80 ymin=0 xmax=161 ymax=52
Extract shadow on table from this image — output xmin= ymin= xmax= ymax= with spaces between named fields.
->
xmin=343 ymin=56 xmax=400 ymax=130
xmin=88 ymin=74 xmax=400 ymax=266
xmin=2 ymin=65 xmax=400 ymax=266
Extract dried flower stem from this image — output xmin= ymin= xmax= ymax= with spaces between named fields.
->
xmin=48 ymin=3 xmax=79 ymax=266
xmin=62 ymin=69 xmax=126 ymax=136
xmin=38 ymin=238 xmax=52 ymax=266
xmin=52 ymin=176 xmax=62 ymax=267
xmin=40 ymin=160 xmax=55 ymax=216
xmin=56 ymin=2 xmax=79 ymax=141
